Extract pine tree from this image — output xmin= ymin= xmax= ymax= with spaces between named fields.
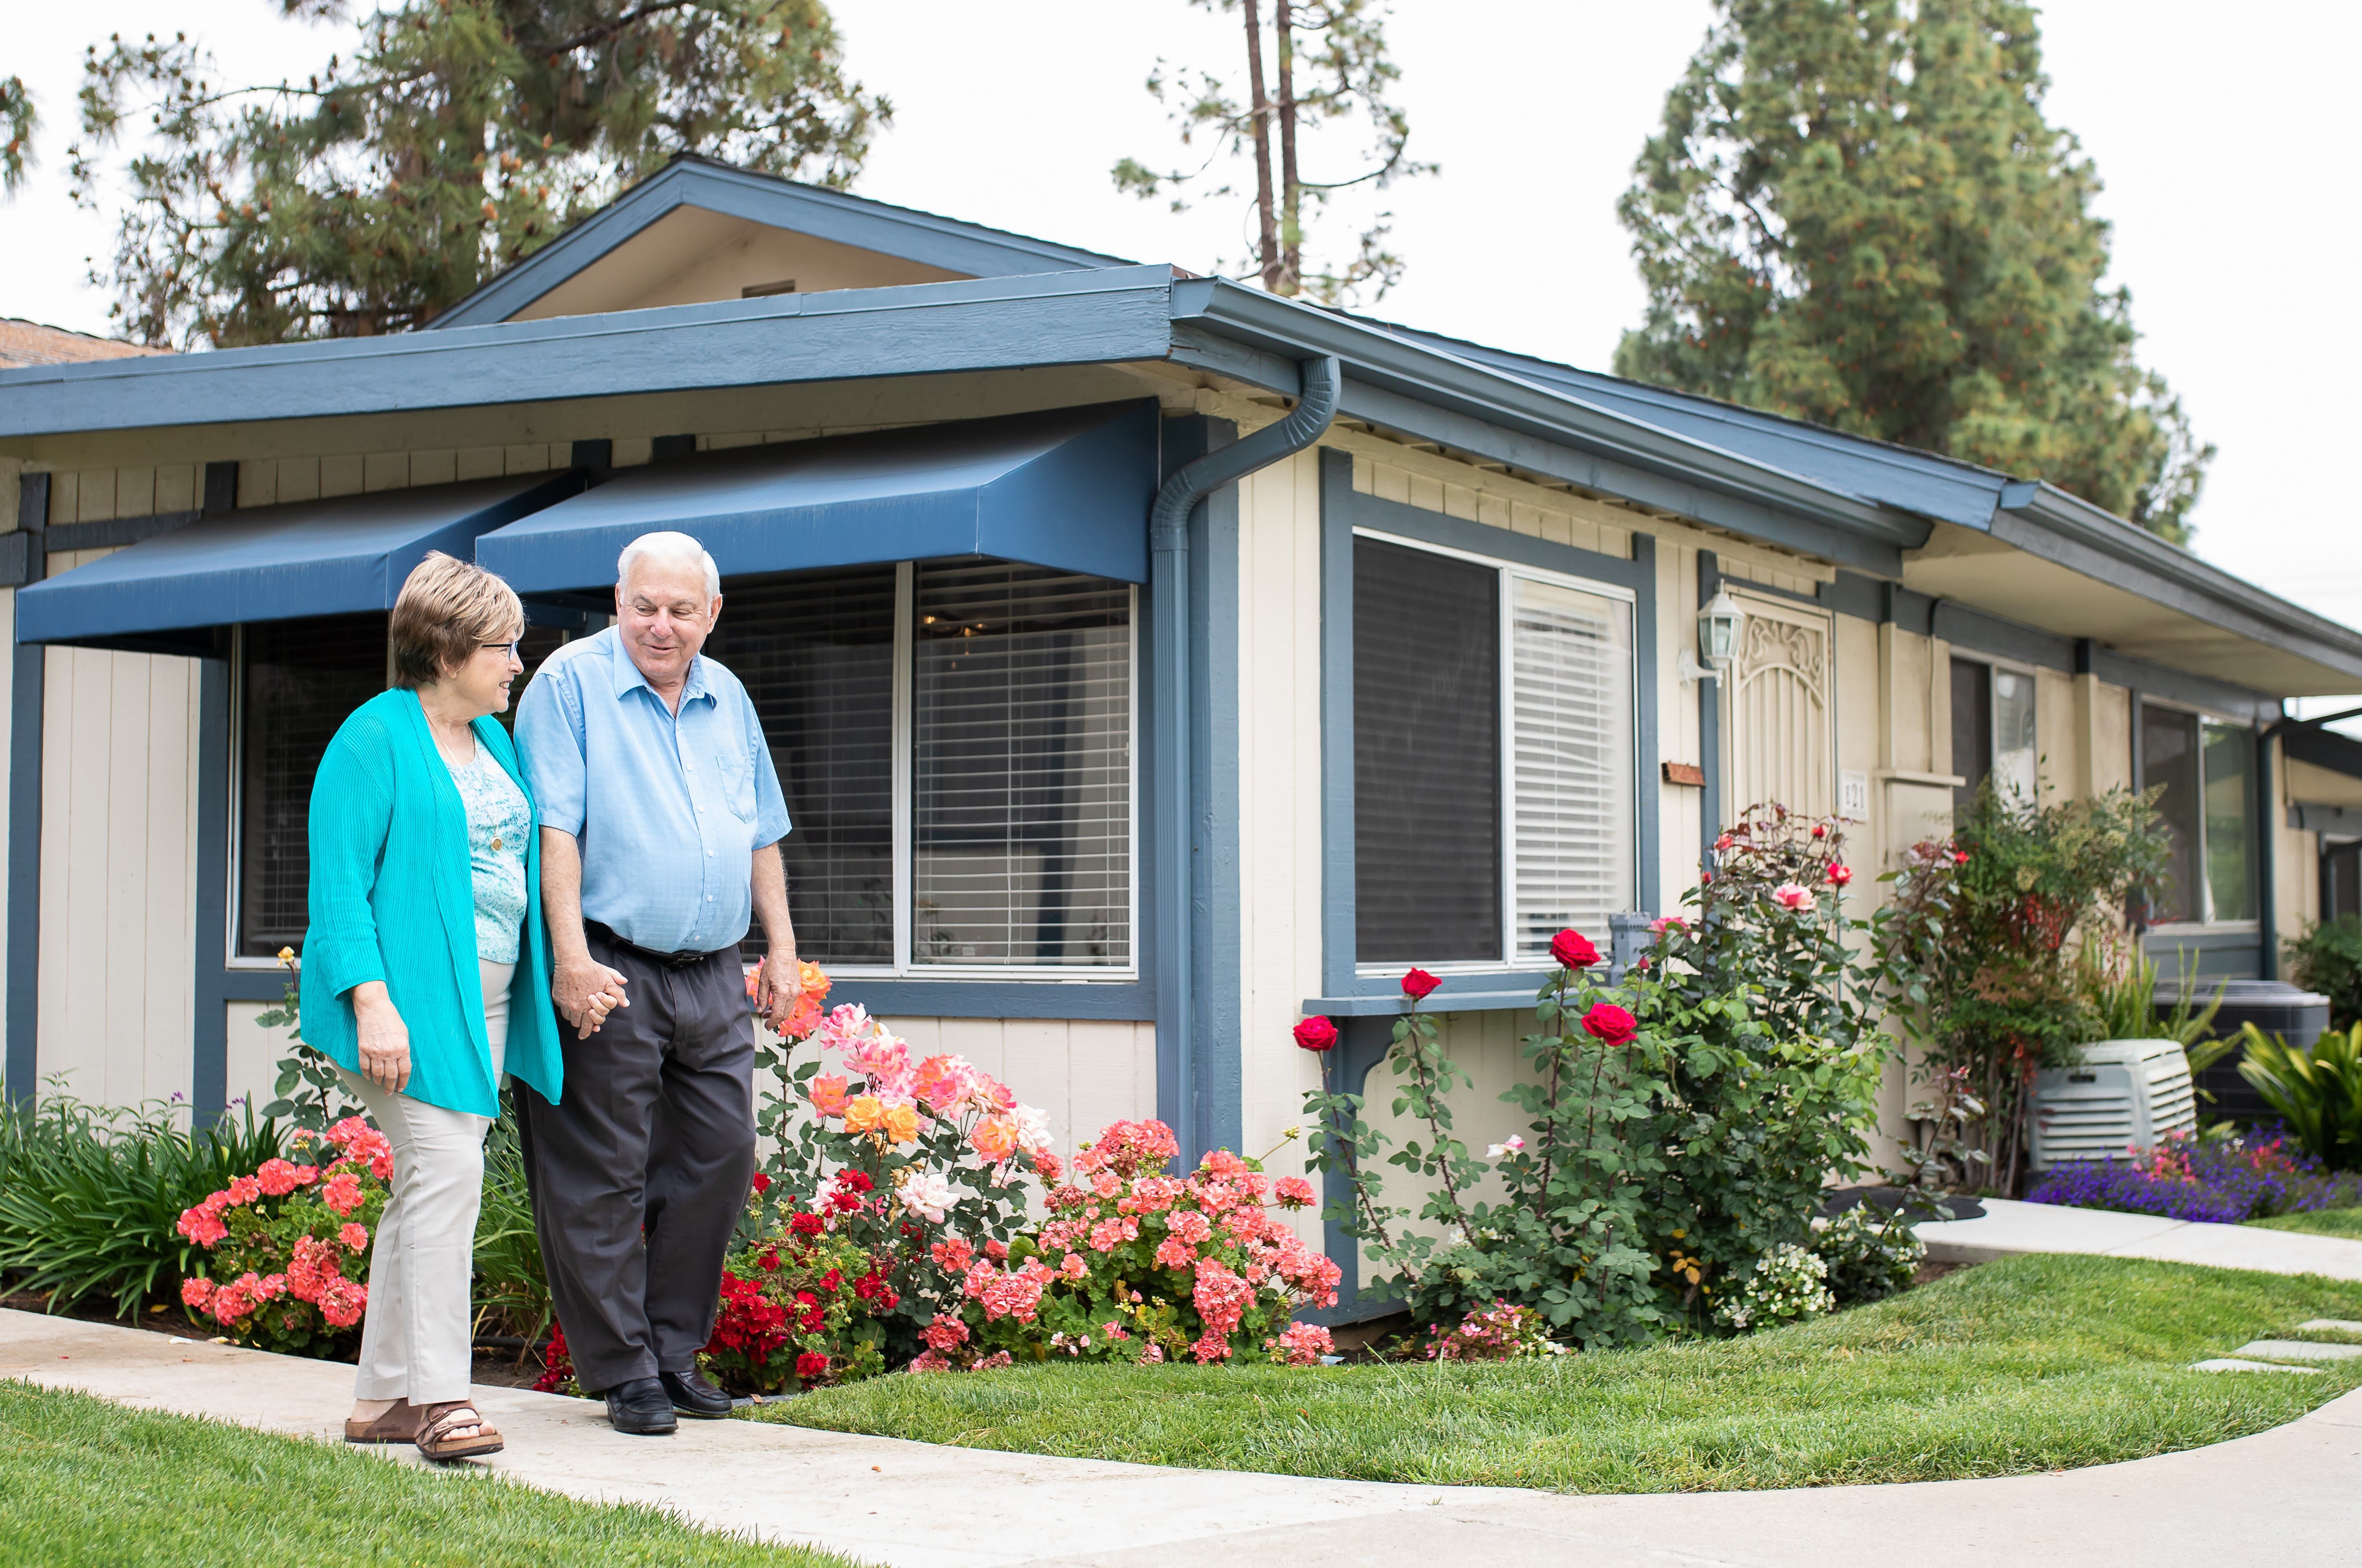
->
xmin=1616 ymin=0 xmax=2210 ymax=542
xmin=1112 ymin=0 xmax=1432 ymax=303
xmin=67 ymin=1 xmax=888 ymax=347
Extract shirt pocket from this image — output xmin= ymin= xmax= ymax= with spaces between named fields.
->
xmin=716 ymin=744 xmax=759 ymax=823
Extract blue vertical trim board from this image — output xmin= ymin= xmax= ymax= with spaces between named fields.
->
xmin=1187 ymin=417 xmax=1245 ymax=1159
xmin=190 ymin=661 xmax=234 ymax=1126
xmin=1310 ymin=1012 xmax=1396 ymax=1323
xmin=1631 ymin=532 xmax=1661 ymax=914
xmin=1317 ymin=448 xmax=1358 ymax=998
xmin=1148 ymin=422 xmax=1191 ymax=1149
xmin=1697 ymin=550 xmax=1724 ymax=862
xmin=2257 ymin=726 xmax=2278 ymax=981
xmin=5 ymin=473 xmax=47 ymax=1104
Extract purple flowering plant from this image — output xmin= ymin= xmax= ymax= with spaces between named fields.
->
xmin=2026 ymin=1124 xmax=2362 ymax=1224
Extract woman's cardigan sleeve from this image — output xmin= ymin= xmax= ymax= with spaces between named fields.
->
xmin=304 ymin=720 xmax=397 ymax=1002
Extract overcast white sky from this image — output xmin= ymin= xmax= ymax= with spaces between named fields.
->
xmin=4 ymin=2 xmax=2355 ymax=682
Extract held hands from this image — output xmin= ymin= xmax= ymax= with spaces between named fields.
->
xmin=752 ymin=952 xmax=806 ymax=1037
xmin=554 ymin=951 xmax=630 ymax=1040
xmin=352 ymin=984 xmax=412 ymax=1095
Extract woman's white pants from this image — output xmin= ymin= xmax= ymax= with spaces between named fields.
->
xmin=339 ymin=959 xmax=512 ymax=1405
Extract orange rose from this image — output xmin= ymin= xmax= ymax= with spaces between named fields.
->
xmin=971 ymin=1115 xmax=1018 ymax=1161
xmin=883 ymin=1103 xmax=921 ymax=1145
xmin=799 ymin=960 xmax=832 ymax=1002
xmin=809 ymin=1075 xmax=849 ymax=1116
xmin=844 ymin=1095 xmax=885 ymax=1135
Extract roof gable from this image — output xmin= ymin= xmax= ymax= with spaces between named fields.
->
xmin=428 ymin=155 xmax=1133 ymax=330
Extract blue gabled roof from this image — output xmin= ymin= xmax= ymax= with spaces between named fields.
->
xmin=428 ymin=154 xmax=1137 ymax=331
xmin=1358 ymin=319 xmax=2014 ymax=531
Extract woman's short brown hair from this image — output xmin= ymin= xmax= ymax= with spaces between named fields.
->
xmin=389 ymin=552 xmax=526 ymax=689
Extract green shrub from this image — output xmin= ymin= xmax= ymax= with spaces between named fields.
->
xmin=2285 ymin=916 xmax=2362 ymax=1031
xmin=1813 ymin=1204 xmax=1924 ymax=1305
xmin=471 ymin=1106 xmax=553 ymax=1342
xmin=2238 ymin=1023 xmax=2362 ymax=1171
xmin=0 ymin=1090 xmax=285 ymax=1317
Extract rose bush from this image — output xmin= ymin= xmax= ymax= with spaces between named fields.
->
xmin=174 ymin=1116 xmax=390 ymax=1355
xmin=910 ymin=1118 xmax=1339 ymax=1370
xmin=696 ymin=1170 xmax=894 ymax=1395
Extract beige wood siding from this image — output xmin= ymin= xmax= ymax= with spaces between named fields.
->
xmin=874 ymin=1017 xmax=1158 ymax=1158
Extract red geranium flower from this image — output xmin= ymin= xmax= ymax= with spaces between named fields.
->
xmin=1549 ymin=930 xmax=1600 ymax=970
xmin=795 ymin=1352 xmax=830 ymax=1380
xmin=790 ymin=1212 xmax=825 ymax=1237
xmin=1582 ymin=1002 xmax=1638 ymax=1046
xmin=1401 ymin=968 xmax=1441 ymax=1001
xmin=1292 ymin=1016 xmax=1339 ymax=1053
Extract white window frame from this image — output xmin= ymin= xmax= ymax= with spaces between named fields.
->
xmin=1949 ymin=650 xmax=2041 ymax=808
xmin=2141 ymin=696 xmax=2261 ymax=937
xmin=1350 ymin=526 xmax=1640 ymax=978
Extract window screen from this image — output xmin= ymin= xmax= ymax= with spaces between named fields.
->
xmin=913 ymin=561 xmax=1132 ymax=967
xmin=1992 ymin=670 xmax=2037 ymax=803
xmin=2142 ymin=705 xmax=2201 ymax=924
xmin=707 ymin=569 xmax=898 ymax=965
xmin=1510 ymin=577 xmax=1633 ymax=958
xmin=1951 ymin=658 xmax=1991 ymax=815
xmin=238 ymin=614 xmax=387 ymax=958
xmin=1354 ymin=537 xmax=1501 ymax=964
xmin=2201 ymin=719 xmax=2255 ymax=922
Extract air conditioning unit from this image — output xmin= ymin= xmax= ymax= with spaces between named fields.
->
xmin=2028 ymin=1039 xmax=2199 ymax=1171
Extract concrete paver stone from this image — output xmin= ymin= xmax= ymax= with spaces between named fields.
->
xmin=2189 ymin=1358 xmax=2326 ymax=1375
xmin=2297 ymin=1318 xmax=2362 ymax=1335
xmin=2231 ymin=1339 xmax=2362 ymax=1362
xmin=9 ymin=1305 xmax=2362 ymax=1567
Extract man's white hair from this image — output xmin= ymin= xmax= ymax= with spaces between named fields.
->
xmin=616 ymin=531 xmax=720 ymax=599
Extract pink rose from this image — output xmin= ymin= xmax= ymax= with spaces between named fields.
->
xmin=1771 ymin=881 xmax=1812 ymax=910
xmin=1648 ymin=914 xmax=1687 ymax=935
xmin=1292 ymin=1016 xmax=1338 ymax=1053
xmin=1549 ymin=930 xmax=1600 ymax=970
xmin=1826 ymin=863 xmax=1852 ymax=887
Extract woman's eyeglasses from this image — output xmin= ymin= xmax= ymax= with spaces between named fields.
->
xmin=480 ymin=640 xmax=522 ymax=659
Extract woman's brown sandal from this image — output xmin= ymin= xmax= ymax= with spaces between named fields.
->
xmin=343 ymin=1400 xmax=418 ymax=1444
xmin=415 ymin=1400 xmax=504 ymax=1460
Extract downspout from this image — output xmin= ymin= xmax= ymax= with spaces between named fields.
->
xmin=1150 ymin=354 xmax=1340 ymax=1163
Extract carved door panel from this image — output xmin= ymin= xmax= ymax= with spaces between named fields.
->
xmin=1728 ymin=596 xmax=1833 ymax=819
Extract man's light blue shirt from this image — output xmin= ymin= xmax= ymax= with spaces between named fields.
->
xmin=514 ymin=627 xmax=790 ymax=954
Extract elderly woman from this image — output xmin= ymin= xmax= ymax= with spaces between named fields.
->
xmin=300 ymin=552 xmax=566 ymax=1461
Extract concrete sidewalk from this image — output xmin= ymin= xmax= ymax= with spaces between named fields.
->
xmin=7 ymin=1306 xmax=2362 ymax=1566
xmin=1917 ymin=1197 xmax=2362 ymax=1279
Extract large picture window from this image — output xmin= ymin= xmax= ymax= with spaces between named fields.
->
xmin=715 ymin=558 xmax=1135 ymax=975
xmin=1354 ymin=532 xmax=1635 ymax=969
xmin=2141 ymin=703 xmax=2255 ymax=926
xmin=235 ymin=614 xmax=388 ymax=959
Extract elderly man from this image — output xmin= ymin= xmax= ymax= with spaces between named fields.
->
xmin=512 ymin=530 xmax=803 ymax=1436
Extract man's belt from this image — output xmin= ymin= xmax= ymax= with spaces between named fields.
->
xmin=584 ymin=922 xmax=730 ymax=971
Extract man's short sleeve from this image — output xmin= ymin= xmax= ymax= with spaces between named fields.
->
xmin=514 ymin=658 xmax=588 ymax=835
xmin=743 ymin=689 xmax=792 ymax=849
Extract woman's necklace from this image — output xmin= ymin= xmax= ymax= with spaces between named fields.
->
xmin=428 ymin=718 xmax=504 ymax=851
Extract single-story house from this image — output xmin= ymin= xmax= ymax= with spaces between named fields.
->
xmin=6 ymin=156 xmax=2362 ymax=1305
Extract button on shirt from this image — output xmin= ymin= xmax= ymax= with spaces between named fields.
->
xmin=514 ymin=627 xmax=790 ymax=954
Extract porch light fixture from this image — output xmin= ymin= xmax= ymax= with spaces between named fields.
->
xmin=1678 ymin=587 xmax=1748 ymax=686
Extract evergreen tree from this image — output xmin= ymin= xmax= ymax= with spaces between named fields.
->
xmin=1 ymin=77 xmax=33 ymax=194
xmin=66 ymin=1 xmax=887 ymax=347
xmin=1113 ymin=0 xmax=1432 ymax=303
xmin=1616 ymin=0 xmax=2209 ymax=542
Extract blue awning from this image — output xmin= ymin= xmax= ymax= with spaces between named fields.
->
xmin=475 ymin=399 xmax=1159 ymax=592
xmin=15 ymin=473 xmax=580 ymax=652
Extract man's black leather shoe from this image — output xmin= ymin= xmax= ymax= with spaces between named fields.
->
xmin=661 ymin=1368 xmax=732 ymax=1420
xmin=605 ymin=1377 xmax=678 ymax=1436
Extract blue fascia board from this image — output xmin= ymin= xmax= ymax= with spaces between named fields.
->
xmin=475 ymin=400 xmax=1159 ymax=590
xmin=14 ymin=472 xmax=580 ymax=645
xmin=0 ymin=265 xmax=1182 ymax=439
xmin=430 ymin=156 xmax=1135 ymax=330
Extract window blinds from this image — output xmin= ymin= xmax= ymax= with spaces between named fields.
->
xmin=238 ymin=613 xmax=387 ymax=958
xmin=914 ymin=561 xmax=1132 ymax=967
xmin=1509 ymin=577 xmax=1634 ymax=958
xmin=704 ymin=568 xmax=898 ymax=964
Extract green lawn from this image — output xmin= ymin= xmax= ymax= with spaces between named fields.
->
xmin=0 ymin=1379 xmax=862 ymax=1568
xmin=2245 ymin=1207 xmax=2362 ymax=1240
xmin=755 ymin=1255 xmax=2362 ymax=1493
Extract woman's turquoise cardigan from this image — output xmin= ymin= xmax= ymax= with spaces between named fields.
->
xmin=299 ymin=688 xmax=563 ymax=1116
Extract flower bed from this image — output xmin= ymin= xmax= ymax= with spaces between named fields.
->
xmin=174 ymin=1116 xmax=391 ymax=1354
xmin=2026 ymin=1125 xmax=2362 ymax=1223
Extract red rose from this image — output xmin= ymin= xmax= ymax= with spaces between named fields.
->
xmin=749 ymin=1173 xmax=772 ymax=1195
xmin=1953 ymin=850 xmax=1970 ymax=865
xmin=1581 ymin=1002 xmax=1638 ymax=1046
xmin=1549 ymin=930 xmax=1600 ymax=970
xmin=836 ymin=1169 xmax=875 ymax=1194
xmin=1293 ymin=1016 xmax=1339 ymax=1053
xmin=1401 ymin=968 xmax=1441 ymax=1001
xmin=1826 ymin=863 xmax=1852 ymax=886
xmin=1811 ymin=824 xmax=1826 ymax=838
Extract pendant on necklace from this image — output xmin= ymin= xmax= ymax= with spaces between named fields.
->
xmin=490 ymin=836 xmax=502 ymax=852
